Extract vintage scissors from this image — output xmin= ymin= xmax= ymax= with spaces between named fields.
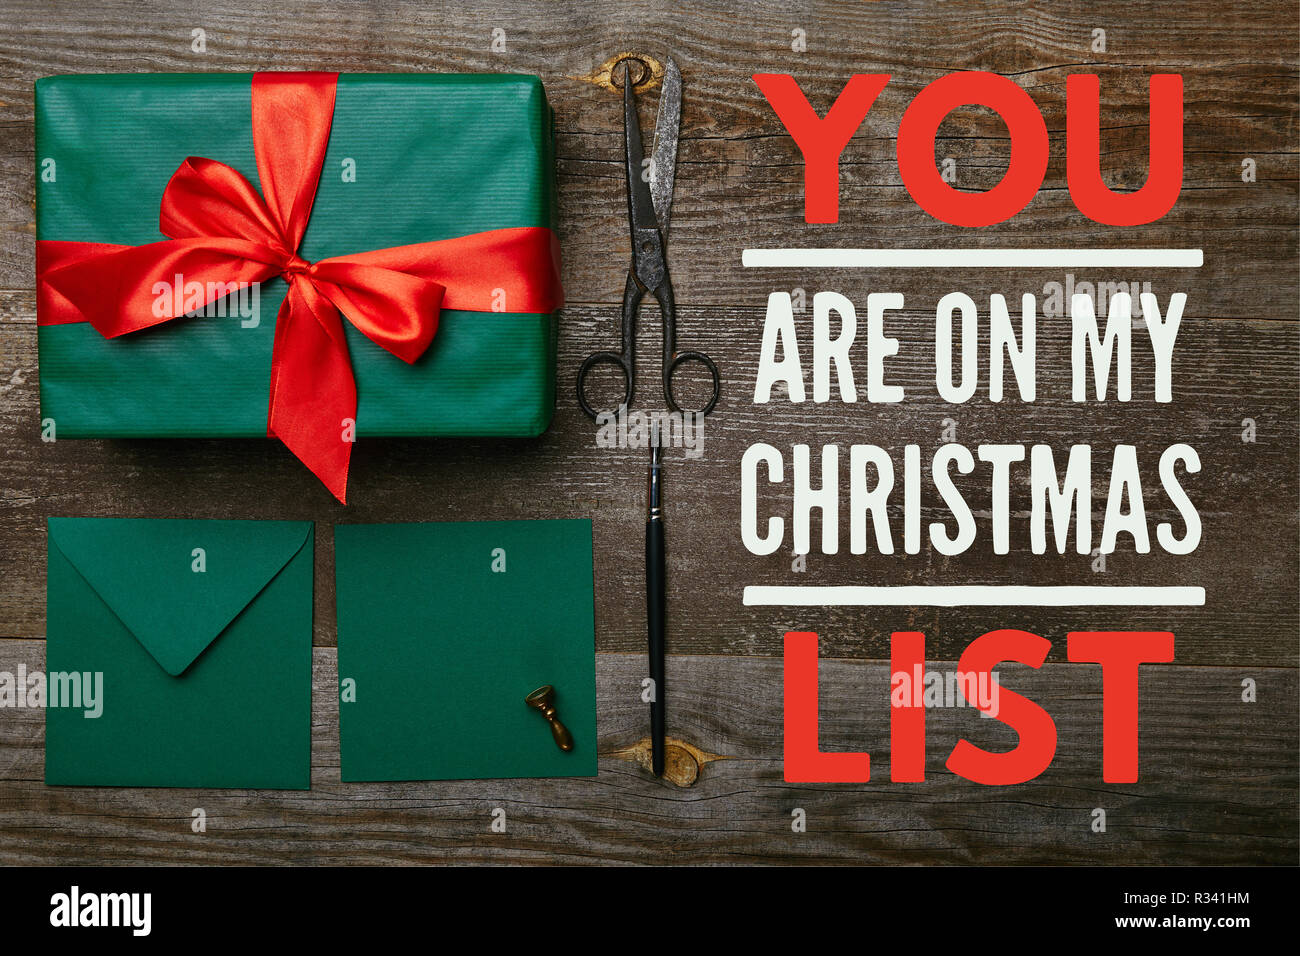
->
xmin=576 ymin=55 xmax=720 ymax=419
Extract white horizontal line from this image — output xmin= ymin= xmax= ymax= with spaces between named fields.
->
xmin=741 ymin=248 xmax=1204 ymax=269
xmin=743 ymin=585 xmax=1205 ymax=607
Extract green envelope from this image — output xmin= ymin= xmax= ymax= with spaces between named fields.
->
xmin=44 ymin=517 xmax=314 ymax=789
xmin=335 ymin=519 xmax=597 ymax=781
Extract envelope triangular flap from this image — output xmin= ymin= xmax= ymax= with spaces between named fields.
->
xmin=47 ymin=517 xmax=313 ymax=676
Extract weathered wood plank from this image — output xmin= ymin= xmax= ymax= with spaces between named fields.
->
xmin=0 ymin=0 xmax=1294 ymax=867
xmin=0 ymin=0 xmax=1294 ymax=317
xmin=0 ymin=645 xmax=1292 ymax=865
xmin=3 ymin=302 xmax=1294 ymax=665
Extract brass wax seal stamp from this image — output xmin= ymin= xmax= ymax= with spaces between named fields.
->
xmin=525 ymin=685 xmax=574 ymax=753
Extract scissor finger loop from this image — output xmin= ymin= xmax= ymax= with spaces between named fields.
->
xmin=577 ymin=350 xmax=634 ymax=420
xmin=664 ymin=349 xmax=720 ymax=416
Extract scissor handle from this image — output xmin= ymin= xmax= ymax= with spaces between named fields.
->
xmin=652 ymin=272 xmax=720 ymax=416
xmin=577 ymin=350 xmax=634 ymax=420
xmin=578 ymin=272 xmax=644 ymax=420
xmin=665 ymin=349 xmax=720 ymax=416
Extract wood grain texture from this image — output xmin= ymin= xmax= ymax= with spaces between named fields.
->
xmin=0 ymin=645 xmax=1293 ymax=865
xmin=0 ymin=0 xmax=1295 ymax=314
xmin=0 ymin=0 xmax=1295 ymax=864
xmin=2 ymin=302 xmax=1295 ymax=664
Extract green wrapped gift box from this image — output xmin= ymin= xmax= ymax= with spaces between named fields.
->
xmin=35 ymin=72 xmax=561 ymax=496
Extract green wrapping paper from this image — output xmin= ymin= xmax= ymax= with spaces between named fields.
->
xmin=35 ymin=73 xmax=559 ymax=440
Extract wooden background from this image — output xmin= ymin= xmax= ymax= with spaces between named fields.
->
xmin=0 ymin=0 xmax=1296 ymax=864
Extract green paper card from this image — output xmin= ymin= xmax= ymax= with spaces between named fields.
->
xmin=36 ymin=73 xmax=558 ymax=439
xmin=44 ymin=517 xmax=314 ymax=789
xmin=335 ymin=519 xmax=597 ymax=781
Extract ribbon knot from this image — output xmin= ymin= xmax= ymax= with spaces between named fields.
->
xmin=36 ymin=71 xmax=563 ymax=503
xmin=281 ymin=253 xmax=312 ymax=278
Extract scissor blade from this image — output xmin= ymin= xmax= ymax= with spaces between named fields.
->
xmin=650 ymin=57 xmax=681 ymax=236
xmin=624 ymin=69 xmax=660 ymax=236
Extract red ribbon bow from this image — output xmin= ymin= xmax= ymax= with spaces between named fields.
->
xmin=37 ymin=71 xmax=563 ymax=502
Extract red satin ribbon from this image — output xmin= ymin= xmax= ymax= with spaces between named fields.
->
xmin=37 ymin=71 xmax=563 ymax=503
